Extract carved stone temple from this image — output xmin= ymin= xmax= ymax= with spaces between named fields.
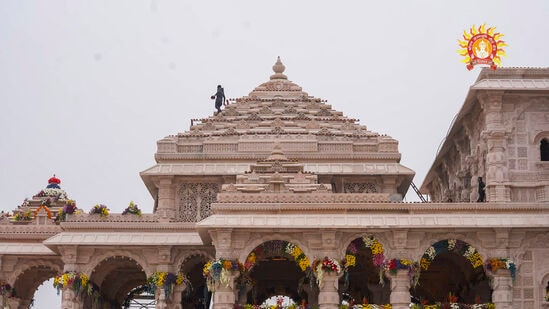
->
xmin=1 ymin=58 xmax=548 ymax=309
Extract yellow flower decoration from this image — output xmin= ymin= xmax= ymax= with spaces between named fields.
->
xmin=420 ymin=257 xmax=430 ymax=271
xmin=291 ymin=246 xmax=303 ymax=259
xmin=345 ymin=254 xmax=356 ymax=267
xmin=157 ymin=272 xmax=166 ymax=286
xmin=62 ymin=273 xmax=69 ymax=286
xmin=370 ymin=241 xmax=384 ymax=255
xmin=81 ymin=274 xmax=89 ymax=287
xmin=247 ymin=252 xmax=256 ymax=264
xmin=298 ymin=257 xmax=310 ymax=271
xmin=176 ymin=273 xmax=183 ymax=285
xmin=202 ymin=261 xmax=212 ymax=274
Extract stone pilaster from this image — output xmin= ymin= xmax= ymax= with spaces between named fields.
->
xmin=317 ymin=272 xmax=339 ymax=309
xmin=491 ymin=269 xmax=513 ymax=309
xmin=388 ymin=270 xmax=411 ymax=309
xmin=478 ymin=91 xmax=510 ymax=202
xmin=156 ymin=177 xmax=176 ymax=221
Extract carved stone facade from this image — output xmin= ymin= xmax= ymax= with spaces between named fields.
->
xmin=0 ymin=61 xmax=548 ymax=309
xmin=421 ymin=68 xmax=549 ymax=204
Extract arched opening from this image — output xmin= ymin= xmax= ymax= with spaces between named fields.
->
xmin=412 ymin=240 xmax=491 ymax=305
xmin=541 ymin=138 xmax=549 ymax=161
xmin=180 ymin=254 xmax=210 ymax=309
xmin=244 ymin=240 xmax=312 ymax=306
xmin=90 ymin=256 xmax=147 ymax=308
xmin=340 ymin=236 xmax=390 ymax=305
xmin=13 ymin=265 xmax=59 ymax=308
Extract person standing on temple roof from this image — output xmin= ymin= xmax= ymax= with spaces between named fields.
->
xmin=211 ymin=85 xmax=226 ymax=113
xmin=477 ymin=176 xmax=486 ymax=202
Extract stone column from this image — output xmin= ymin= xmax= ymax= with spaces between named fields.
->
xmin=388 ymin=270 xmax=411 ymax=309
xmin=317 ymin=272 xmax=339 ymax=309
xmin=491 ymin=269 xmax=513 ymax=309
xmin=212 ymin=271 xmax=240 ymax=309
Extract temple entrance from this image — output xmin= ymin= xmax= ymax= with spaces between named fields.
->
xmin=180 ymin=254 xmax=210 ymax=309
xmin=90 ymin=256 xmax=147 ymax=307
xmin=339 ymin=236 xmax=390 ymax=305
xmin=411 ymin=239 xmax=491 ymax=304
xmin=243 ymin=240 xmax=312 ymax=306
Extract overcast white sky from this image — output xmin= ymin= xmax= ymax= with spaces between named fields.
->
xmin=1 ymin=0 xmax=547 ymax=307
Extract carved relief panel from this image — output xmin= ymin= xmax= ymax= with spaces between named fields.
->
xmin=177 ymin=183 xmax=221 ymax=222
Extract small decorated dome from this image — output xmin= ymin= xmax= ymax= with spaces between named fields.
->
xmin=47 ymin=175 xmax=61 ymax=189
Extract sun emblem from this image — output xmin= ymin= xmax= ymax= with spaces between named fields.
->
xmin=457 ymin=23 xmax=507 ymax=70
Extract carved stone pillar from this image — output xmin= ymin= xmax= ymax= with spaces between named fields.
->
xmin=61 ymin=288 xmax=80 ymax=309
xmin=212 ymin=271 xmax=240 ymax=309
xmin=317 ymin=272 xmax=339 ymax=309
xmin=388 ymin=270 xmax=411 ymax=309
xmin=4 ymin=297 xmax=21 ymax=309
xmin=478 ymin=91 xmax=510 ymax=202
xmin=155 ymin=288 xmax=168 ymax=309
xmin=491 ymin=269 xmax=513 ymax=309
xmin=156 ymin=177 xmax=176 ymax=221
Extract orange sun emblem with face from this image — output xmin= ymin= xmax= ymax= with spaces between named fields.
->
xmin=458 ymin=24 xmax=507 ymax=70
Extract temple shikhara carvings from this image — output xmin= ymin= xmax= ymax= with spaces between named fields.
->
xmin=1 ymin=58 xmax=548 ymax=309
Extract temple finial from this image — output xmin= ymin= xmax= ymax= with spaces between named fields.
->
xmin=270 ymin=56 xmax=287 ymax=80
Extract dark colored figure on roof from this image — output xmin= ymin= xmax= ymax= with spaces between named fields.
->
xmin=211 ymin=85 xmax=226 ymax=113
xmin=477 ymin=176 xmax=486 ymax=202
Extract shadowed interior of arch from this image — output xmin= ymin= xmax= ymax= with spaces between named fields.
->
xmin=90 ymin=256 xmax=147 ymax=307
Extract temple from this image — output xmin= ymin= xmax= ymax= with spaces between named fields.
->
xmin=0 ymin=58 xmax=548 ymax=309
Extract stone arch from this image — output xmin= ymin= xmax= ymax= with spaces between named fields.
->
xmin=87 ymin=252 xmax=149 ymax=307
xmin=177 ymin=251 xmax=213 ymax=309
xmin=10 ymin=259 xmax=63 ymax=305
xmin=242 ymin=239 xmax=312 ymax=307
xmin=341 ymin=234 xmax=389 ymax=269
xmin=539 ymin=273 xmax=549 ymax=304
xmin=340 ymin=234 xmax=391 ymax=305
xmin=174 ymin=249 xmax=214 ymax=272
xmin=413 ymin=238 xmax=491 ymax=304
xmin=82 ymin=249 xmax=151 ymax=276
xmin=240 ymin=234 xmax=311 ymax=266
xmin=10 ymin=258 xmax=63 ymax=283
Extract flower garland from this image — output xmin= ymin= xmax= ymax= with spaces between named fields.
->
xmin=53 ymin=271 xmax=90 ymax=295
xmin=382 ymin=258 xmax=420 ymax=287
xmin=244 ymin=240 xmax=310 ymax=272
xmin=147 ymin=272 xmax=189 ymax=299
xmin=484 ymin=258 xmax=516 ymax=281
xmin=285 ymin=243 xmax=311 ymax=272
xmin=13 ymin=210 xmax=33 ymax=221
xmin=122 ymin=201 xmax=142 ymax=216
xmin=203 ymin=259 xmax=243 ymax=291
xmin=36 ymin=188 xmax=68 ymax=200
xmin=420 ymin=239 xmax=483 ymax=271
xmin=89 ymin=204 xmax=109 ymax=218
xmin=410 ymin=303 xmax=494 ymax=309
xmin=0 ymin=281 xmax=14 ymax=299
xmin=312 ymin=257 xmax=341 ymax=286
xmin=343 ymin=236 xmax=385 ymax=270
xmin=343 ymin=305 xmax=392 ymax=309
